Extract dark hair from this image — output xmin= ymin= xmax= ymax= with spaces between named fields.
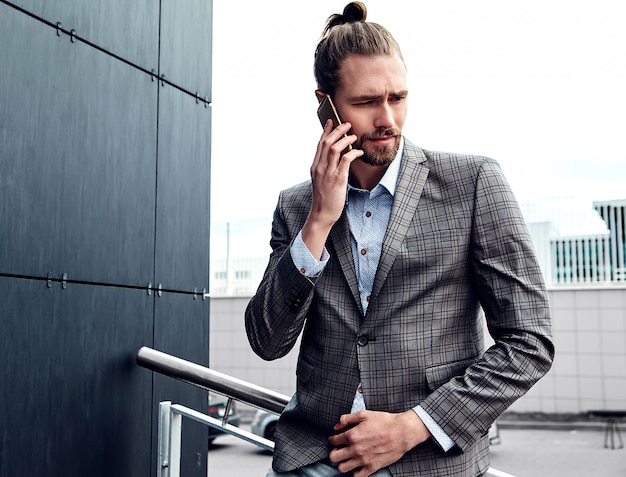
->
xmin=314 ymin=2 xmax=404 ymax=95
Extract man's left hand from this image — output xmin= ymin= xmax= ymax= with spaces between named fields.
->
xmin=328 ymin=409 xmax=431 ymax=476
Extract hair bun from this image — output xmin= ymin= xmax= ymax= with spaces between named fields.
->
xmin=342 ymin=2 xmax=367 ymax=23
xmin=321 ymin=2 xmax=368 ymax=38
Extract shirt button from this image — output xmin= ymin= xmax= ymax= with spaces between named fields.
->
xmin=366 ymin=295 xmax=371 ymax=302
xmin=365 ymin=211 xmax=372 ymax=218
xmin=299 ymin=268 xmax=306 ymax=274
xmin=357 ymin=385 xmax=363 ymax=393
xmin=360 ymin=248 xmax=367 ymax=255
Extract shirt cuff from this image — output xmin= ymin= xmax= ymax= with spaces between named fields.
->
xmin=291 ymin=231 xmax=329 ymax=277
xmin=413 ymin=405 xmax=456 ymax=452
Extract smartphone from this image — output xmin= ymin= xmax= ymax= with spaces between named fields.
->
xmin=317 ymin=95 xmax=352 ymax=152
xmin=317 ymin=94 xmax=343 ymax=129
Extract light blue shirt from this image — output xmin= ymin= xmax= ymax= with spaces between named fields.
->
xmin=291 ymin=138 xmax=455 ymax=452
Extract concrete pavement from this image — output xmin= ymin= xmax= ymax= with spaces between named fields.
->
xmin=489 ymin=422 xmax=625 ymax=477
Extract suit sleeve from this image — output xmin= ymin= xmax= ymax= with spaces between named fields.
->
xmin=244 ymin=191 xmax=317 ymax=361
xmin=419 ymin=158 xmax=554 ymax=452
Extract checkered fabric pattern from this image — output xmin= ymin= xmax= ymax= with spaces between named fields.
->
xmin=245 ymin=139 xmax=554 ymax=476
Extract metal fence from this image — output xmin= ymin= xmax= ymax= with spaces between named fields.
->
xmin=210 ymin=197 xmax=626 ymax=293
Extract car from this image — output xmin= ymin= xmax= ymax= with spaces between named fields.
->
xmin=488 ymin=421 xmax=501 ymax=445
xmin=251 ymin=409 xmax=280 ymax=441
xmin=208 ymin=392 xmax=241 ymax=444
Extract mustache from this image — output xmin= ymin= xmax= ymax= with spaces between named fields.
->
xmin=361 ymin=128 xmax=402 ymax=141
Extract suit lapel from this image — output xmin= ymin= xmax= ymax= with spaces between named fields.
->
xmin=328 ymin=141 xmax=430 ymax=317
xmin=370 ymin=142 xmax=429 ymax=301
xmin=329 ymin=211 xmax=363 ymax=314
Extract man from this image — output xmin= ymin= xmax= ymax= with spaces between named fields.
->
xmin=245 ymin=3 xmax=554 ymax=476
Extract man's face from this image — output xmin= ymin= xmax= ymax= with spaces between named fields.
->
xmin=333 ymin=54 xmax=408 ymax=167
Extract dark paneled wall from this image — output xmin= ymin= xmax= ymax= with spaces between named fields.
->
xmin=0 ymin=1 xmax=212 ymax=475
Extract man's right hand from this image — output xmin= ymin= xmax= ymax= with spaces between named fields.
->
xmin=301 ymin=120 xmax=363 ymax=259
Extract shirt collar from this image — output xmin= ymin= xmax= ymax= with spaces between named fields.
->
xmin=378 ymin=136 xmax=404 ymax=197
xmin=347 ymin=136 xmax=404 ymax=197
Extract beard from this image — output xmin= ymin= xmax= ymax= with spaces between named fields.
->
xmin=354 ymin=128 xmax=402 ymax=167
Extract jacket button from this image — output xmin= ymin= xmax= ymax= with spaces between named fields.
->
xmin=289 ymin=294 xmax=304 ymax=312
xmin=357 ymin=335 xmax=368 ymax=346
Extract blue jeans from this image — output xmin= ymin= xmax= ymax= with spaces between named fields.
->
xmin=265 ymin=460 xmax=392 ymax=477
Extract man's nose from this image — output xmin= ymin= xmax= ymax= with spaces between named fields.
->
xmin=374 ymin=103 xmax=394 ymax=129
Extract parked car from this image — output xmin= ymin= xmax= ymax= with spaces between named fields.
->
xmin=208 ymin=392 xmax=241 ymax=444
xmin=251 ymin=409 xmax=279 ymax=441
xmin=488 ymin=421 xmax=501 ymax=445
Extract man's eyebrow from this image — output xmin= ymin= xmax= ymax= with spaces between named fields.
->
xmin=348 ymin=91 xmax=409 ymax=101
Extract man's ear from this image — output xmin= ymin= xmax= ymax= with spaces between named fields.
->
xmin=315 ymin=90 xmax=327 ymax=103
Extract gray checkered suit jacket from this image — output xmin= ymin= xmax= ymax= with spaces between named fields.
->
xmin=245 ymin=139 xmax=554 ymax=476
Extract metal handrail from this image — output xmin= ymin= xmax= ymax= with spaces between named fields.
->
xmin=137 ymin=347 xmax=515 ymax=477
xmin=137 ymin=346 xmax=289 ymax=414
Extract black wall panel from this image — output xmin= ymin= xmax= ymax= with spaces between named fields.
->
xmin=160 ymin=0 xmax=213 ymax=101
xmin=155 ymin=85 xmax=211 ymax=293
xmin=0 ymin=277 xmax=153 ymax=477
xmin=4 ymin=0 xmax=159 ymax=70
xmin=0 ymin=6 xmax=158 ymax=287
xmin=0 ymin=0 xmax=213 ymax=475
xmin=152 ymin=291 xmax=210 ymax=477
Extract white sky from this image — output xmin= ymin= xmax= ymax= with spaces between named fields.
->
xmin=210 ymin=0 xmax=626 ymax=222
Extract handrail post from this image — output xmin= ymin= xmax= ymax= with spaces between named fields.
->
xmin=169 ymin=410 xmax=182 ymax=477
xmin=223 ymin=397 xmax=235 ymax=426
xmin=158 ymin=402 xmax=171 ymax=477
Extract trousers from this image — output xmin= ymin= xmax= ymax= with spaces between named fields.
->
xmin=265 ymin=460 xmax=393 ymax=477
